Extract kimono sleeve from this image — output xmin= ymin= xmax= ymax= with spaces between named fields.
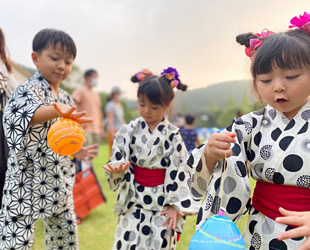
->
xmin=164 ymin=133 xmax=200 ymax=214
xmin=3 ymin=83 xmax=43 ymax=154
xmin=104 ymin=123 xmax=131 ymax=191
xmin=188 ymin=114 xmax=255 ymax=224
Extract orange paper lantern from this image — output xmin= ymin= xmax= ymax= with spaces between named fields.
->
xmin=47 ymin=118 xmax=85 ymax=156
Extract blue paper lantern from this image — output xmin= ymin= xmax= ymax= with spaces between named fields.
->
xmin=189 ymin=213 xmax=247 ymax=249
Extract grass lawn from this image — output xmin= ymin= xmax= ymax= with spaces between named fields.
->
xmin=33 ymin=144 xmax=255 ymax=249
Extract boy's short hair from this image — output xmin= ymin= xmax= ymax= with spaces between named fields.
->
xmin=84 ymin=69 xmax=97 ymax=79
xmin=185 ymin=114 xmax=195 ymax=125
xmin=32 ymin=28 xmax=77 ymax=58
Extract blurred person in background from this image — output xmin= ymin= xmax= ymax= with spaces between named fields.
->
xmin=72 ymin=69 xmax=104 ymax=148
xmin=105 ymin=86 xmax=124 ymax=157
xmin=0 ymin=28 xmax=19 ymax=207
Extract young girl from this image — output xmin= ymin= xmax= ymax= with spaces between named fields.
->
xmin=104 ymin=68 xmax=199 ymax=250
xmin=187 ymin=12 xmax=310 ymax=249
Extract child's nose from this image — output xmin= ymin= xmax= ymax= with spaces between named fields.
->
xmin=145 ymin=107 xmax=151 ymax=114
xmin=273 ymin=79 xmax=286 ymax=92
xmin=57 ymin=60 xmax=65 ymax=70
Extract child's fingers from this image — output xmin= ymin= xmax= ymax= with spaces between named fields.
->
xmin=87 ymin=153 xmax=97 ymax=159
xmin=178 ymin=211 xmax=185 ymax=217
xmin=212 ymin=148 xmax=233 ymax=159
xmin=123 ymin=161 xmax=131 ymax=169
xmin=277 ymin=226 xmax=306 ymax=241
xmin=167 ymin=218 xmax=173 ymax=231
xmin=105 ymin=163 xmax=116 ymax=171
xmin=216 ymin=133 xmax=236 ymax=143
xmin=275 ymin=216 xmax=302 ymax=227
xmin=88 ymin=149 xmax=99 ymax=154
xmin=279 ymin=207 xmax=303 ymax=217
xmin=173 ymin=216 xmax=177 ymax=230
xmin=162 ymin=215 xmax=169 ymax=227
xmin=62 ymin=106 xmax=76 ymax=116
xmin=103 ymin=165 xmax=113 ymax=172
xmin=85 ymin=144 xmax=98 ymax=150
xmin=72 ymin=111 xmax=87 ymax=119
xmin=225 ymin=132 xmax=237 ymax=138
xmin=216 ymin=141 xmax=232 ymax=150
xmin=77 ymin=117 xmax=93 ymax=124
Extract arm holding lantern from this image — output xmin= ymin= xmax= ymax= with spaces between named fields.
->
xmin=29 ymin=103 xmax=92 ymax=125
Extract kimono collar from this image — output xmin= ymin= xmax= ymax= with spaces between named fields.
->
xmin=33 ymin=71 xmax=51 ymax=89
xmin=266 ymin=100 xmax=310 ymax=129
xmin=139 ymin=116 xmax=169 ymax=134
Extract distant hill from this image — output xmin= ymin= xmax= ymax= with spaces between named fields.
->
xmin=127 ymin=80 xmax=257 ymax=114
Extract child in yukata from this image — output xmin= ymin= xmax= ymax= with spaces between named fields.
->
xmin=104 ymin=68 xmax=200 ymax=250
xmin=0 ymin=28 xmax=97 ymax=250
xmin=187 ymin=12 xmax=310 ymax=250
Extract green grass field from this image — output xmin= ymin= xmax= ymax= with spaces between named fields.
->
xmin=33 ymin=144 xmax=254 ymax=249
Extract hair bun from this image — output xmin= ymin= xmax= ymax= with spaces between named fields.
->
xmin=131 ymin=74 xmax=140 ymax=83
xmin=131 ymin=69 xmax=153 ymax=83
xmin=236 ymin=32 xmax=259 ymax=47
xmin=176 ymin=83 xmax=187 ymax=92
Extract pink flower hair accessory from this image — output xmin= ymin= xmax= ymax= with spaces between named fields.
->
xmin=136 ymin=69 xmax=152 ymax=82
xmin=160 ymin=67 xmax=180 ymax=88
xmin=245 ymin=29 xmax=275 ymax=58
xmin=289 ymin=12 xmax=310 ymax=35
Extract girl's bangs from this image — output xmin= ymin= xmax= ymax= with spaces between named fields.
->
xmin=252 ymin=33 xmax=310 ymax=76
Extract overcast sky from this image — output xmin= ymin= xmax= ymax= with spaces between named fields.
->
xmin=1 ymin=0 xmax=308 ymax=99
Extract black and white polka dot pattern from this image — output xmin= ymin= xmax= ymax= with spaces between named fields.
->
xmin=105 ymin=117 xmax=199 ymax=249
xmin=188 ymin=103 xmax=310 ymax=249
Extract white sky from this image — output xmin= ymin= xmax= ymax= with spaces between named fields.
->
xmin=1 ymin=0 xmax=308 ymax=99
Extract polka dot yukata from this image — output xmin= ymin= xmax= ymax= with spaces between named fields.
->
xmin=187 ymin=101 xmax=310 ymax=250
xmin=0 ymin=72 xmax=78 ymax=250
xmin=105 ymin=117 xmax=200 ymax=250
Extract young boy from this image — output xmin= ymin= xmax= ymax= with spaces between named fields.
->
xmin=180 ymin=114 xmax=200 ymax=153
xmin=0 ymin=29 xmax=95 ymax=249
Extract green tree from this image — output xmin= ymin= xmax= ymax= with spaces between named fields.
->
xmin=227 ymin=95 xmax=236 ymax=107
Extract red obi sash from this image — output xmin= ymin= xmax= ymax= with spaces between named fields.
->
xmin=132 ymin=164 xmax=166 ymax=187
xmin=252 ymin=181 xmax=310 ymax=225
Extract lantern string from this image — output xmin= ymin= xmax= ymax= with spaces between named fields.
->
xmin=219 ymin=150 xmax=227 ymax=212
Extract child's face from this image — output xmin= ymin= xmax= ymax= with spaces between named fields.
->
xmin=137 ymin=96 xmax=167 ymax=126
xmin=255 ymin=66 xmax=310 ymax=120
xmin=32 ymin=42 xmax=74 ymax=86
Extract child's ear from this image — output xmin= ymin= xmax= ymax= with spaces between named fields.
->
xmin=31 ymin=52 xmax=39 ymax=66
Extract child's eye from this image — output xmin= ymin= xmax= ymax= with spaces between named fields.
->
xmin=286 ymin=75 xmax=299 ymax=80
xmin=139 ymin=104 xmax=145 ymax=107
xmin=66 ymin=61 xmax=72 ymax=65
xmin=261 ymin=79 xmax=271 ymax=84
xmin=151 ymin=107 xmax=158 ymax=110
xmin=51 ymin=57 xmax=58 ymax=61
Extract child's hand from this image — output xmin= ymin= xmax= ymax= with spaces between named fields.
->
xmin=53 ymin=103 xmax=92 ymax=124
xmin=204 ymin=132 xmax=236 ymax=173
xmin=103 ymin=161 xmax=131 ymax=174
xmin=74 ymin=144 xmax=98 ymax=164
xmin=276 ymin=207 xmax=310 ymax=249
xmin=160 ymin=205 xmax=185 ymax=231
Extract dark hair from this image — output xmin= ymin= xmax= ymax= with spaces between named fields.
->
xmin=0 ymin=29 xmax=12 ymax=72
xmin=84 ymin=69 xmax=97 ymax=79
xmin=185 ymin=114 xmax=195 ymax=125
xmin=32 ymin=28 xmax=77 ymax=58
xmin=236 ymin=29 xmax=310 ymax=85
xmin=131 ymin=71 xmax=187 ymax=107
